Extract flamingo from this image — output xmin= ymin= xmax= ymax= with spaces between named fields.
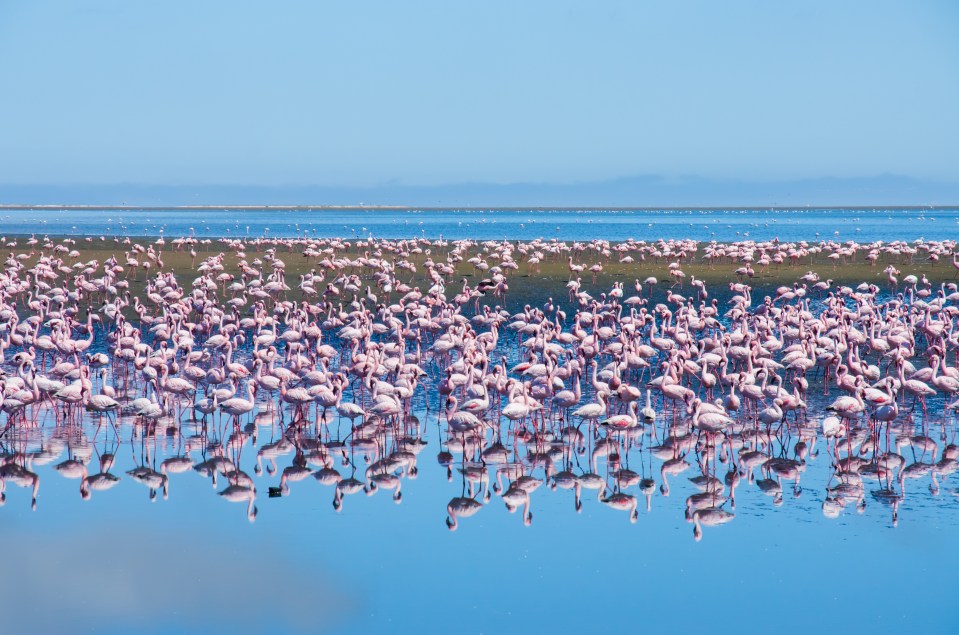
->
xmin=219 ymin=380 xmax=256 ymax=425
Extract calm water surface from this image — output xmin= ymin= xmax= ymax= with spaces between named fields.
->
xmin=2 ymin=207 xmax=958 ymax=242
xmin=4 ymin=326 xmax=958 ymax=635
xmin=0 ymin=221 xmax=956 ymax=635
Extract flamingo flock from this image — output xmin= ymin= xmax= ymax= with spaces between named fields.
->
xmin=0 ymin=233 xmax=958 ymax=539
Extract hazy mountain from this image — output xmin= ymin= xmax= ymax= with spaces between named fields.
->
xmin=1 ymin=175 xmax=957 ymax=207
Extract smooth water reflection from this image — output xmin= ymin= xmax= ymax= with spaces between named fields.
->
xmin=1 ymin=234 xmax=959 ymax=634
xmin=3 ymin=340 xmax=959 ymax=633
xmin=4 ymin=384 xmax=959 ymax=634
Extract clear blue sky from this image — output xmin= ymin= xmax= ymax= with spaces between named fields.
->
xmin=0 ymin=0 xmax=957 ymax=187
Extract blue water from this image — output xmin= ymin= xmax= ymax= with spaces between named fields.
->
xmin=1 ymin=213 xmax=958 ymax=635
xmin=3 ymin=324 xmax=958 ymax=635
xmin=2 ymin=206 xmax=957 ymax=242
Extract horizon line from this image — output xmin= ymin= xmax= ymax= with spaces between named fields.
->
xmin=0 ymin=204 xmax=956 ymax=211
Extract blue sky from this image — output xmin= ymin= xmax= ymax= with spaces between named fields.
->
xmin=0 ymin=1 xmax=957 ymax=187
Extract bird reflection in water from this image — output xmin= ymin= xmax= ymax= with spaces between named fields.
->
xmin=0 ymin=235 xmax=957 ymax=540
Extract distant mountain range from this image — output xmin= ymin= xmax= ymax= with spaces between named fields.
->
xmin=1 ymin=174 xmax=957 ymax=208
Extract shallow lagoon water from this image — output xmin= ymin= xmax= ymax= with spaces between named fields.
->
xmin=2 ymin=206 xmax=958 ymax=243
xmin=0 ymin=227 xmax=957 ymax=635
xmin=4 ymin=353 xmax=959 ymax=635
